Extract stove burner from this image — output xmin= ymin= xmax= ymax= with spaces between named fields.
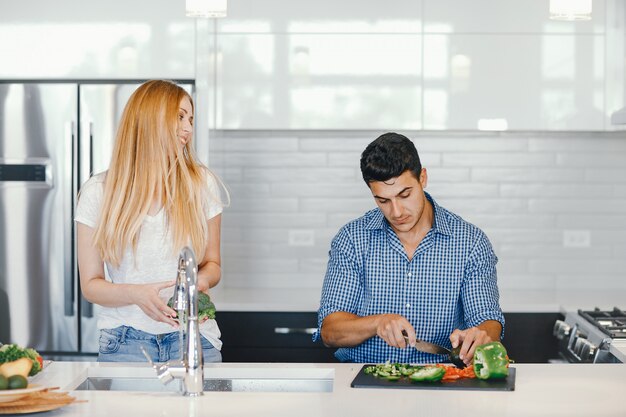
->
xmin=578 ymin=307 xmax=626 ymax=339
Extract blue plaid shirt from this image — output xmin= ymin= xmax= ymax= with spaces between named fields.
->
xmin=314 ymin=192 xmax=504 ymax=363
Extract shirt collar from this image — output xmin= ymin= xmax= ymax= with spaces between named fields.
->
xmin=364 ymin=191 xmax=453 ymax=237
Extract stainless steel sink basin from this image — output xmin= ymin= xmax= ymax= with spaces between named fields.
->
xmin=71 ymin=366 xmax=334 ymax=393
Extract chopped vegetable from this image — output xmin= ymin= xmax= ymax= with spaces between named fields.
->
xmin=408 ymin=366 xmax=446 ymax=382
xmin=364 ymin=362 xmax=423 ymax=380
xmin=439 ymin=364 xmax=476 ymax=381
xmin=167 ymin=292 xmax=216 ymax=321
xmin=0 ymin=344 xmax=43 ymax=376
xmin=7 ymin=375 xmax=28 ymax=390
xmin=473 ymin=341 xmax=510 ymax=380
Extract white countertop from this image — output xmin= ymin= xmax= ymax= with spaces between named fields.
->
xmin=211 ymin=287 xmax=626 ymax=313
xmin=27 ymin=361 xmax=626 ymax=417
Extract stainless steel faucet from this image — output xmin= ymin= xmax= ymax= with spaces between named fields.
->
xmin=141 ymin=246 xmax=204 ymax=396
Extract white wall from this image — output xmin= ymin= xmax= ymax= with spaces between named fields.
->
xmin=211 ymin=130 xmax=626 ymax=296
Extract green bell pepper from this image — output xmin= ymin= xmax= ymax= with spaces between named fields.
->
xmin=473 ymin=341 xmax=509 ymax=380
xmin=408 ymin=366 xmax=446 ymax=382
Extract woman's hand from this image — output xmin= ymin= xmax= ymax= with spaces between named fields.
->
xmin=129 ymin=280 xmax=179 ymax=327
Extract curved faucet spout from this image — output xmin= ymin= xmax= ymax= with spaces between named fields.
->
xmin=144 ymin=246 xmax=204 ymax=396
xmin=175 ymin=246 xmax=204 ymax=396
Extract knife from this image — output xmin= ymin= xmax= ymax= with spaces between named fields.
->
xmin=402 ymin=334 xmax=466 ymax=369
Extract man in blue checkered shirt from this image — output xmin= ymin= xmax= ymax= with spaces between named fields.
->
xmin=314 ymin=132 xmax=505 ymax=365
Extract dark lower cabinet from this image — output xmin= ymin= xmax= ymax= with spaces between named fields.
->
xmin=218 ymin=311 xmax=561 ymax=363
xmin=218 ymin=312 xmax=337 ymax=363
xmin=502 ymin=312 xmax=562 ymax=363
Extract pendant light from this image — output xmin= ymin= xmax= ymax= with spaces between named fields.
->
xmin=549 ymin=0 xmax=592 ymax=21
xmin=186 ymin=0 xmax=227 ymax=18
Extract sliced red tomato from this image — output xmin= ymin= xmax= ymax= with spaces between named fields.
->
xmin=36 ymin=355 xmax=44 ymax=369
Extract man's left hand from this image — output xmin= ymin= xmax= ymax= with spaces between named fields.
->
xmin=449 ymin=325 xmax=496 ymax=367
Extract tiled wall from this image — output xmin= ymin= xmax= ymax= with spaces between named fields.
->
xmin=210 ymin=130 xmax=626 ymax=293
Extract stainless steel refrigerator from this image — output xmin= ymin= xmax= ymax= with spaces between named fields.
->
xmin=0 ymin=80 xmax=194 ymax=356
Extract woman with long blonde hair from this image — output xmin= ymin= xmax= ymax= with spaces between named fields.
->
xmin=75 ymin=80 xmax=225 ymax=362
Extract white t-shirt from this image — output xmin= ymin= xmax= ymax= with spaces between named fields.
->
xmin=75 ymin=171 xmax=223 ymax=350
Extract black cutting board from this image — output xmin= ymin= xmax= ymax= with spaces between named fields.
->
xmin=350 ymin=366 xmax=516 ymax=391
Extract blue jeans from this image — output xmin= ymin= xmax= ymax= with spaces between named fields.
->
xmin=98 ymin=326 xmax=222 ymax=363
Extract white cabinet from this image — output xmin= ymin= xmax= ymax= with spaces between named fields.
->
xmin=423 ymin=34 xmax=605 ymax=130
xmin=214 ymin=0 xmax=613 ymax=131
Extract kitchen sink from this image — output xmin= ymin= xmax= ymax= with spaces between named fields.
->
xmin=71 ymin=366 xmax=334 ymax=393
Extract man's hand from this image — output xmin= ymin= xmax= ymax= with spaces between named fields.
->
xmin=449 ymin=320 xmax=502 ymax=366
xmin=321 ymin=312 xmax=415 ymax=348
xmin=375 ymin=314 xmax=416 ymax=349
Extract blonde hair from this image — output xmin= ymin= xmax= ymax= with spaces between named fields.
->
xmin=93 ymin=80 xmax=217 ymax=266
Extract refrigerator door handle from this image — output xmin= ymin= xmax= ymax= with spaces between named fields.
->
xmin=80 ymin=121 xmax=94 ymax=318
xmin=65 ymin=121 xmax=76 ymax=316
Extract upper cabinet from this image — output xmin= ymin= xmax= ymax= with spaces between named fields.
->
xmin=0 ymin=0 xmax=195 ymax=79
xmin=215 ymin=0 xmax=617 ymax=131
xmin=0 ymin=0 xmax=621 ymax=131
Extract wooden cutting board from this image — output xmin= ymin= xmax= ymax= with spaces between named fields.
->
xmin=0 ymin=387 xmax=85 ymax=414
xmin=351 ymin=366 xmax=516 ymax=391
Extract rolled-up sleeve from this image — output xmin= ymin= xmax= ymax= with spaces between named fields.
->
xmin=313 ymin=227 xmax=363 ymax=342
xmin=461 ymin=230 xmax=505 ymax=337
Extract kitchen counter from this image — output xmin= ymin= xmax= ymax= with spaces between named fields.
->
xmin=28 ymin=361 xmax=626 ymax=417
xmin=212 ymin=287 xmax=626 ymax=313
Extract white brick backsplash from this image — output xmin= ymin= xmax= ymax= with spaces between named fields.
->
xmin=465 ymin=214 xmax=556 ymax=228
xmin=531 ymin=260 xmax=626 ymax=275
xmin=556 ymin=215 xmax=626 ymax=229
xmin=228 ymin=197 xmax=299 ymax=212
xmin=424 ymin=167 xmax=471 ymax=182
xmin=557 ymin=153 xmax=626 ymax=167
xmin=300 ymin=137 xmax=371 ymax=152
xmin=223 ymin=213 xmax=326 ymax=228
xmin=243 ymin=167 xmax=357 ymax=182
xmin=211 ymin=130 xmax=626 ymax=294
xmin=472 ymin=168 xmax=583 ymax=183
xmin=497 ymin=274 xmax=556 ymax=290
xmin=555 ymin=275 xmax=626 ymax=290
xmin=530 ymin=199 xmax=626 ymax=214
xmin=301 ymin=197 xmax=373 ymax=213
xmin=499 ymin=244 xmax=612 ymax=259
xmin=427 ymin=183 xmax=499 ymax=198
xmin=223 ymin=258 xmax=299 ymax=274
xmin=614 ymin=186 xmax=626 ymax=197
xmin=529 ymin=136 xmax=626 ymax=152
xmin=500 ymin=184 xmax=613 ymax=198
xmin=212 ymin=137 xmax=299 ymax=152
xmin=444 ymin=152 xmax=555 ymax=167
xmin=415 ymin=137 xmax=529 ymax=152
xmin=271 ymin=183 xmax=370 ymax=197
xmin=216 ymin=152 xmax=327 ymax=167
xmin=436 ymin=198 xmax=528 ymax=214
xmin=585 ymin=169 xmax=626 ymax=182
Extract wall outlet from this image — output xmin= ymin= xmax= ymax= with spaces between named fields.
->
xmin=563 ymin=230 xmax=591 ymax=248
xmin=288 ymin=229 xmax=315 ymax=247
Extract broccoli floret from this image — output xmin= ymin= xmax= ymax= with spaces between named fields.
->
xmin=167 ymin=292 xmax=216 ymax=321
xmin=0 ymin=344 xmax=42 ymax=376
xmin=197 ymin=293 xmax=216 ymax=321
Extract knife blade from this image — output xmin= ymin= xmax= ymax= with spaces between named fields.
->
xmin=413 ymin=338 xmax=451 ymax=355
xmin=403 ymin=335 xmax=450 ymax=355
xmin=402 ymin=334 xmax=466 ymax=368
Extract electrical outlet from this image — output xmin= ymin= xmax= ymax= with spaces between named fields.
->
xmin=288 ymin=229 xmax=315 ymax=247
xmin=563 ymin=230 xmax=591 ymax=248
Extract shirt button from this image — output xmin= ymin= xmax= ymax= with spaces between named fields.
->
xmin=407 ymin=272 xmax=412 ymax=277
xmin=406 ymin=303 xmax=411 ymax=308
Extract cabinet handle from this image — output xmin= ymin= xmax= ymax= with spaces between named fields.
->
xmin=274 ymin=327 xmax=317 ymax=335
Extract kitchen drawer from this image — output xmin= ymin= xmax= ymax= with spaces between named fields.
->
xmin=218 ymin=312 xmax=337 ymax=362
xmin=218 ymin=312 xmax=322 ymax=348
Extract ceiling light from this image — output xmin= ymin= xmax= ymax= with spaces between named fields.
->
xmin=549 ymin=0 xmax=592 ymax=21
xmin=186 ymin=0 xmax=227 ymax=18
